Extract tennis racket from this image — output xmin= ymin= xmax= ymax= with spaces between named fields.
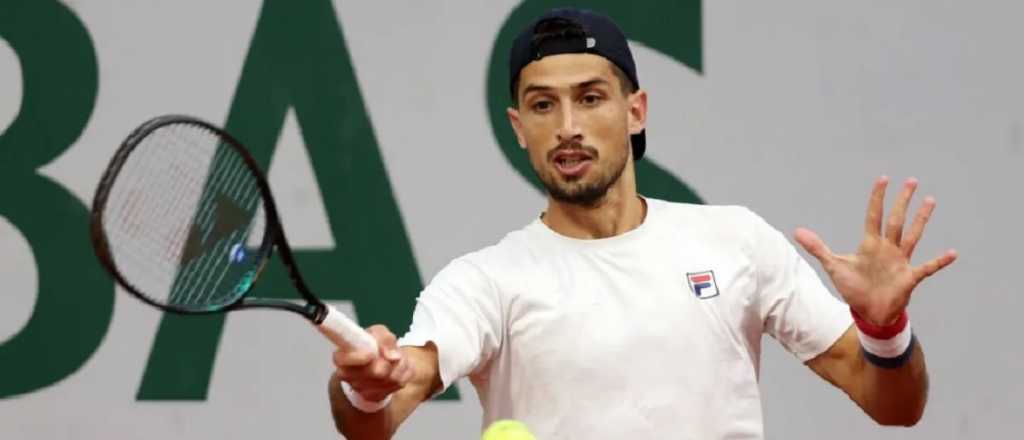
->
xmin=89 ymin=114 xmax=378 ymax=352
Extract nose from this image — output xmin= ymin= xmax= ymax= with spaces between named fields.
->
xmin=555 ymin=103 xmax=582 ymax=145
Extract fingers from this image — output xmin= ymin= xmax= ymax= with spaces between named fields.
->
xmin=885 ymin=178 xmax=918 ymax=244
xmin=913 ymin=249 xmax=958 ymax=282
xmin=901 ymin=196 xmax=936 ymax=257
xmin=336 ymin=356 xmax=413 ymax=398
xmin=388 ymin=355 xmax=416 ymax=384
xmin=336 ymin=356 xmax=406 ymax=391
xmin=864 ymin=176 xmax=889 ymax=236
xmin=353 ymin=385 xmax=400 ymax=402
xmin=367 ymin=325 xmax=402 ymax=361
xmin=331 ymin=324 xmax=397 ymax=369
xmin=369 ymin=356 xmax=392 ymax=378
xmin=337 ymin=357 xmax=388 ymax=382
xmin=794 ymin=227 xmax=835 ymax=267
xmin=333 ymin=324 xmax=414 ymax=399
xmin=333 ymin=347 xmax=374 ymax=368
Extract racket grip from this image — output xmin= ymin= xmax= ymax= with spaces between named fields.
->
xmin=317 ymin=304 xmax=379 ymax=354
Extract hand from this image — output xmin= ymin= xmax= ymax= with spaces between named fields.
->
xmin=332 ymin=325 xmax=415 ymax=402
xmin=794 ymin=176 xmax=958 ymax=326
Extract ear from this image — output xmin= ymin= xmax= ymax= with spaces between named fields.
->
xmin=506 ymin=107 xmax=528 ymax=149
xmin=627 ymin=89 xmax=648 ymax=136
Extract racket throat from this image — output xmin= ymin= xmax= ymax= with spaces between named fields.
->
xmin=310 ymin=303 xmax=331 ymax=324
xmin=236 ymin=298 xmax=320 ymax=321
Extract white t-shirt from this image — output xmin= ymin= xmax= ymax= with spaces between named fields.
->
xmin=399 ymin=198 xmax=852 ymax=439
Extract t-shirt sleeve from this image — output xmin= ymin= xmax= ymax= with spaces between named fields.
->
xmin=397 ymin=257 xmax=503 ymax=394
xmin=746 ymin=209 xmax=853 ymax=362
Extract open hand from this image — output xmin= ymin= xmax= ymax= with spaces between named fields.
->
xmin=794 ymin=177 xmax=957 ymax=326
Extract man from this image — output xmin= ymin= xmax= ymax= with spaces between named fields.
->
xmin=327 ymin=7 xmax=957 ymax=439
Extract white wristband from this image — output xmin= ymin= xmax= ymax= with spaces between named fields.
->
xmin=856 ymin=320 xmax=913 ymax=358
xmin=340 ymin=380 xmax=393 ymax=413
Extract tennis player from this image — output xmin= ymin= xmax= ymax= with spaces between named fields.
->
xmin=328 ymin=7 xmax=957 ymax=439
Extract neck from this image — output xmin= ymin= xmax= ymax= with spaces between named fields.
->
xmin=541 ymin=164 xmax=646 ymax=239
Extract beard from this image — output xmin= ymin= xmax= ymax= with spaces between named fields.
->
xmin=534 ymin=142 xmax=629 ymax=206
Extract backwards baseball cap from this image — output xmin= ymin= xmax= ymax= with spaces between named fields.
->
xmin=508 ymin=7 xmax=646 ymax=160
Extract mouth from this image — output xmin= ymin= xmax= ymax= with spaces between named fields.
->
xmin=551 ymin=150 xmax=594 ymax=178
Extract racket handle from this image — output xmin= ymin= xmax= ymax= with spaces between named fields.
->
xmin=317 ymin=304 xmax=379 ymax=354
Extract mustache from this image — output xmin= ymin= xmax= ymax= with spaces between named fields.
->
xmin=546 ymin=143 xmax=599 ymax=161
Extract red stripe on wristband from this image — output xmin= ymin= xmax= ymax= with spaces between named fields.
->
xmin=850 ymin=307 xmax=908 ymax=340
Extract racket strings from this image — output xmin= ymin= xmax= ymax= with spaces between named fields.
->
xmin=153 ymin=126 xmax=260 ymax=307
xmin=101 ymin=122 xmax=267 ymax=310
xmin=105 ymin=126 xmax=210 ymax=299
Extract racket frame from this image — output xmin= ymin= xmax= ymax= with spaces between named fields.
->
xmin=90 ymin=115 xmax=330 ymax=324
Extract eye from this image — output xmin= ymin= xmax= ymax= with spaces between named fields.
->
xmin=580 ymin=94 xmax=603 ymax=106
xmin=531 ymin=99 xmax=554 ymax=113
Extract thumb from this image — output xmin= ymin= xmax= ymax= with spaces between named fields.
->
xmin=794 ymin=227 xmax=834 ymax=266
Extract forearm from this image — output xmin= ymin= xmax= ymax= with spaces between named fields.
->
xmin=808 ymin=326 xmax=929 ymax=426
xmin=328 ymin=344 xmax=441 ymax=439
xmin=856 ymin=339 xmax=929 ymax=426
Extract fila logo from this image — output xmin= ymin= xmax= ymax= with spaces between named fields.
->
xmin=687 ymin=270 xmax=720 ymax=299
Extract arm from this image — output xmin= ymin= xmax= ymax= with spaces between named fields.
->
xmin=328 ymin=257 xmax=502 ymax=438
xmin=807 ymin=325 xmax=928 ymax=426
xmin=327 ymin=327 xmax=442 ymax=440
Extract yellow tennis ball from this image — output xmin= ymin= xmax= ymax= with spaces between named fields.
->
xmin=481 ymin=420 xmax=536 ymax=440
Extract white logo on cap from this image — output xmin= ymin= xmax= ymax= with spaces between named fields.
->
xmin=586 ymin=37 xmax=596 ymax=48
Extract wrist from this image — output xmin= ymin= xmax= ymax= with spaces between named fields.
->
xmin=850 ymin=307 xmax=908 ymax=338
xmin=340 ymin=380 xmax=393 ymax=413
xmin=851 ymin=307 xmax=915 ymax=369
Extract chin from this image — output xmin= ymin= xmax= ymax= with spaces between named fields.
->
xmin=548 ymin=181 xmax=611 ymax=206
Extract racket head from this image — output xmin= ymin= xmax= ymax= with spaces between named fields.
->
xmin=91 ymin=115 xmax=279 ymax=314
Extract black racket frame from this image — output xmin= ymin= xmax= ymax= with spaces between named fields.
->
xmin=90 ymin=115 xmax=330 ymax=323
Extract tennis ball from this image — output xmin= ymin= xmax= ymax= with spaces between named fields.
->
xmin=481 ymin=420 xmax=536 ymax=440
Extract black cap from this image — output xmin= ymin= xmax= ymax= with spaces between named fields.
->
xmin=508 ymin=7 xmax=646 ymax=160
